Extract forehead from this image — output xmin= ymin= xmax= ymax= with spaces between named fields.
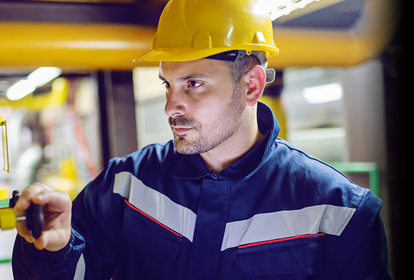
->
xmin=159 ymin=59 xmax=230 ymax=80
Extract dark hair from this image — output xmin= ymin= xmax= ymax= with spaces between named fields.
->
xmin=226 ymin=55 xmax=261 ymax=86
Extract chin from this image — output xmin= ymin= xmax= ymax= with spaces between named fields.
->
xmin=174 ymin=138 xmax=192 ymax=154
xmin=174 ymin=139 xmax=205 ymax=155
xmin=175 ymin=146 xmax=196 ymax=155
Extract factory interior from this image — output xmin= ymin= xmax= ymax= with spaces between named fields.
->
xmin=0 ymin=0 xmax=412 ymax=278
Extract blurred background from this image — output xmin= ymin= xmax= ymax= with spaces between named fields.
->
xmin=0 ymin=0 xmax=411 ymax=278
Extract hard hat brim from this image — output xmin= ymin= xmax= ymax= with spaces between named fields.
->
xmin=134 ymin=45 xmax=279 ymax=62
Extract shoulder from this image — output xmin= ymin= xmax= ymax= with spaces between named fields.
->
xmin=267 ymin=138 xmax=373 ymax=210
xmin=273 ymin=138 xmax=350 ymax=180
xmin=108 ymin=140 xmax=179 ymax=175
xmin=268 ymin=138 xmax=383 ymax=239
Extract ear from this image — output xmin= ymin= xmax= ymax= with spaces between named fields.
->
xmin=242 ymin=65 xmax=266 ymax=106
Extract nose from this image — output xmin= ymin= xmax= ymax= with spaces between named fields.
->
xmin=164 ymin=88 xmax=186 ymax=118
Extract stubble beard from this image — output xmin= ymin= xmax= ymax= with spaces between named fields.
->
xmin=169 ymin=85 xmax=245 ymax=155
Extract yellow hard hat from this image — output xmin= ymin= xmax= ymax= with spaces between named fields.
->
xmin=134 ymin=0 xmax=279 ymax=62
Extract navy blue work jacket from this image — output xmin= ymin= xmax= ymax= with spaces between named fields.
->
xmin=13 ymin=102 xmax=393 ymax=279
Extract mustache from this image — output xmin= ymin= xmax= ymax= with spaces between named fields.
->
xmin=169 ymin=116 xmax=197 ymax=127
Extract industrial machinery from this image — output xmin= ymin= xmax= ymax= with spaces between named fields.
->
xmin=0 ymin=115 xmax=44 ymax=239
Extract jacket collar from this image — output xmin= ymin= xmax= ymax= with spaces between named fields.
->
xmin=172 ymin=102 xmax=280 ymax=180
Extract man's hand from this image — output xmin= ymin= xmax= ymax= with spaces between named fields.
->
xmin=14 ymin=182 xmax=72 ymax=252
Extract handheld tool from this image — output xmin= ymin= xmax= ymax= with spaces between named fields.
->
xmin=0 ymin=115 xmax=44 ymax=238
xmin=0 ymin=188 xmax=44 ymax=238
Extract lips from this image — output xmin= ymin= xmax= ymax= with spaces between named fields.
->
xmin=173 ymin=127 xmax=192 ymax=135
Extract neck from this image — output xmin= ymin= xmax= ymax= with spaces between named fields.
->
xmin=200 ymin=111 xmax=264 ymax=177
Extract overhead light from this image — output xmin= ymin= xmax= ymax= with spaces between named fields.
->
xmin=27 ymin=67 xmax=61 ymax=88
xmin=259 ymin=0 xmax=320 ymax=21
xmin=6 ymin=80 xmax=36 ymax=101
xmin=6 ymin=67 xmax=61 ymax=101
xmin=302 ymin=83 xmax=343 ymax=104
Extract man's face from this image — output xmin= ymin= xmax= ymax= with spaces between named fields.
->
xmin=159 ymin=59 xmax=246 ymax=155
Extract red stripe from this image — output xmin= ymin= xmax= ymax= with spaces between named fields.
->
xmin=124 ymin=198 xmax=183 ymax=238
xmin=238 ymin=232 xmax=326 ymax=249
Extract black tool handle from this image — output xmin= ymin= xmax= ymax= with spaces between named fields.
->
xmin=10 ymin=190 xmax=44 ymax=239
xmin=26 ymin=203 xmax=44 ymax=239
xmin=9 ymin=190 xmax=20 ymax=208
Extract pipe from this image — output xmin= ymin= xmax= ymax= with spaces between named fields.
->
xmin=268 ymin=0 xmax=398 ymax=68
xmin=0 ymin=0 xmax=397 ymax=70
xmin=0 ymin=23 xmax=158 ymax=69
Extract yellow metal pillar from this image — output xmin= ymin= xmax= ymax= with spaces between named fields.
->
xmin=260 ymin=71 xmax=287 ymax=140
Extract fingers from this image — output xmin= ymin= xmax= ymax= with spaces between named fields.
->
xmin=13 ymin=182 xmax=72 ymax=251
xmin=14 ymin=183 xmax=54 ymax=213
xmin=38 ymin=189 xmax=72 ymax=213
xmin=34 ymin=227 xmax=71 ymax=252
xmin=13 ymin=183 xmax=47 ymax=243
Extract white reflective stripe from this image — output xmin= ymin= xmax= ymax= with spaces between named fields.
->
xmin=113 ymin=171 xmax=197 ymax=242
xmin=73 ymin=253 xmax=85 ymax=280
xmin=221 ymin=204 xmax=356 ymax=251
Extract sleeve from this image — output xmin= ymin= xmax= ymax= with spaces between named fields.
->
xmin=12 ymin=228 xmax=85 ymax=280
xmin=336 ymin=213 xmax=394 ymax=280
xmin=322 ymin=189 xmax=394 ymax=280
xmin=12 ymin=158 xmax=125 ymax=280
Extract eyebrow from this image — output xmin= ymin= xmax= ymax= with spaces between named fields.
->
xmin=158 ymin=73 xmax=210 ymax=82
xmin=158 ymin=73 xmax=167 ymax=82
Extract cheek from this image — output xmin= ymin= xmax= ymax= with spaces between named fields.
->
xmin=189 ymin=85 xmax=234 ymax=123
xmin=196 ymin=102 xmax=225 ymax=124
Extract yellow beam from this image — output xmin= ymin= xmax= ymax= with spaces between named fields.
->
xmin=0 ymin=0 xmax=397 ymax=70
xmin=0 ymin=23 xmax=158 ymax=70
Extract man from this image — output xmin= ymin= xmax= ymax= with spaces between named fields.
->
xmin=13 ymin=0 xmax=393 ymax=279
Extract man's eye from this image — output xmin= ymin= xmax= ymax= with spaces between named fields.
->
xmin=162 ymin=81 xmax=170 ymax=88
xmin=188 ymin=81 xmax=202 ymax=88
